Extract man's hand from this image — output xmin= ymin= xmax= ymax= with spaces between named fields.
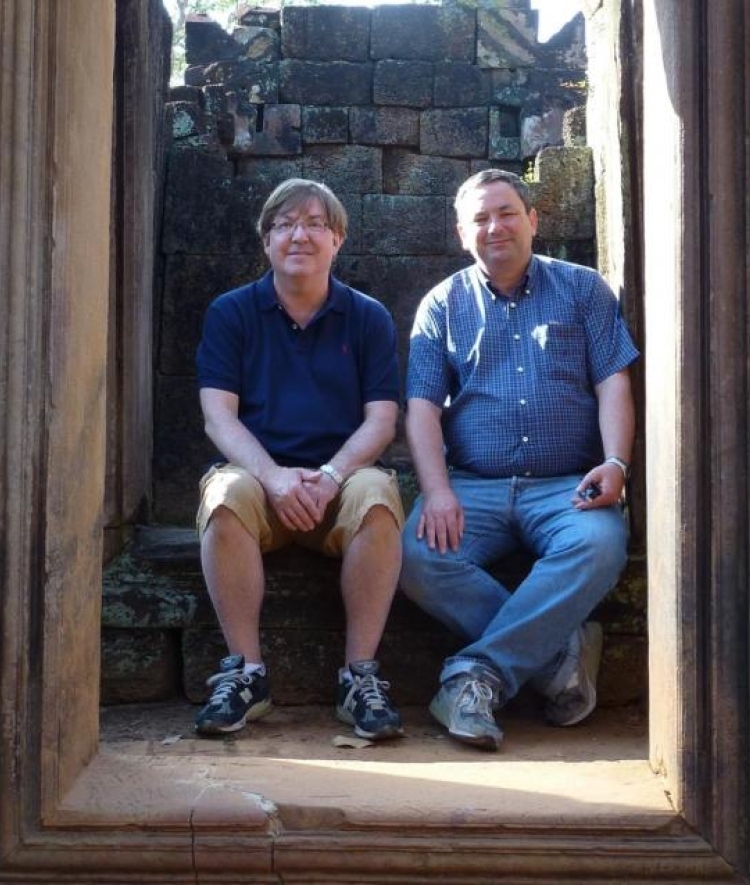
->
xmin=416 ymin=487 xmax=464 ymax=554
xmin=572 ymin=462 xmax=625 ymax=510
xmin=303 ymin=470 xmax=342 ymax=520
xmin=263 ymin=466 xmax=323 ymax=531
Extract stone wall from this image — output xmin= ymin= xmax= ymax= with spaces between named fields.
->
xmin=152 ymin=0 xmax=592 ymax=523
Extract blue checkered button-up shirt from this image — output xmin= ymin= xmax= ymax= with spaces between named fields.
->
xmin=406 ymin=255 xmax=640 ymax=477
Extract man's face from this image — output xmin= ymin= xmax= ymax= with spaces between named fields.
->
xmin=263 ymin=197 xmax=343 ymax=281
xmin=456 ymin=181 xmax=538 ymax=281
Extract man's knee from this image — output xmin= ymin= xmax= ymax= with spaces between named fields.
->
xmin=203 ymin=505 xmax=255 ymax=545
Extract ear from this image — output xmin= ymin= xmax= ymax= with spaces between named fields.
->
xmin=529 ymin=207 xmax=539 ymax=236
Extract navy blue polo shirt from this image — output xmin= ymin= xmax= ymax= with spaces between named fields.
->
xmin=196 ymin=271 xmax=400 ymax=468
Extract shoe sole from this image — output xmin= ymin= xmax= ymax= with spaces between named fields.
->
xmin=195 ymin=698 xmax=273 ymax=735
xmin=548 ymin=622 xmax=603 ymax=727
xmin=335 ymin=706 xmax=404 ymax=741
xmin=429 ymin=698 xmax=503 ymax=751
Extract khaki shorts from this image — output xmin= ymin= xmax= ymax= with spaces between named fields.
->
xmin=196 ymin=463 xmax=405 ymax=557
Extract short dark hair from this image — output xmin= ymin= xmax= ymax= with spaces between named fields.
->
xmin=257 ymin=178 xmax=348 ymax=238
xmin=454 ymin=169 xmax=533 ymax=216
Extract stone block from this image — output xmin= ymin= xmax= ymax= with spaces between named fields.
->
xmin=537 ymin=13 xmax=587 ymax=70
xmin=349 ymin=107 xmax=419 ymax=147
xmin=336 ymin=193 xmax=362 ymax=255
xmin=231 ymin=26 xmax=279 ymax=63
xmin=167 ymin=101 xmax=204 ymax=141
xmin=362 ymin=195 xmax=446 ymax=256
xmin=235 ymin=157 xmax=304 ymax=196
xmin=532 ymin=146 xmax=595 ymax=240
xmin=244 ymin=104 xmax=302 ymax=157
xmin=169 ymin=85 xmax=204 ymax=105
xmin=433 ymin=62 xmax=491 ymax=108
xmin=281 ymin=6 xmax=371 ymax=61
xmin=186 ymin=16 xmax=244 ymax=66
xmin=302 ymin=145 xmax=383 ymax=195
xmin=158 ymin=253 xmax=267 ymax=376
xmin=238 ymin=6 xmax=280 ymax=30
xmin=563 ymin=105 xmax=587 ymax=146
xmin=477 ymin=6 xmax=538 ymax=69
xmin=101 ymin=628 xmax=180 ymax=704
xmin=373 ymin=61 xmax=433 ymax=108
xmin=520 ymin=106 xmax=567 ymax=157
xmin=201 ymin=60 xmax=279 ymax=104
xmin=371 ymin=5 xmax=475 ymax=62
xmin=420 ymin=108 xmax=488 ymax=158
xmin=162 ymin=148 xmax=267 ymax=254
xmin=383 ymin=150 xmax=469 ymax=196
xmin=302 ymin=106 xmax=349 ymax=144
xmin=489 ymin=109 xmax=522 ymax=160
xmin=280 ymin=60 xmax=371 ymax=106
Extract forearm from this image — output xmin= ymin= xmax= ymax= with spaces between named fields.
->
xmin=326 ymin=401 xmax=397 ymax=479
xmin=596 ymin=370 xmax=635 ymax=463
xmin=405 ymin=398 xmax=451 ymax=494
xmin=203 ymin=410 xmax=279 ymax=483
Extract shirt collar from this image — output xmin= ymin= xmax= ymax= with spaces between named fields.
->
xmin=257 ymin=269 xmax=348 ymax=314
xmin=475 ymin=255 xmax=536 ymax=301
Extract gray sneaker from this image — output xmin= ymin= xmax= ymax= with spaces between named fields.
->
xmin=429 ymin=666 xmax=503 ymax=751
xmin=543 ymin=622 xmax=603 ymax=727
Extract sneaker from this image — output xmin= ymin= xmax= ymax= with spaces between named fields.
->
xmin=194 ymin=654 xmax=272 ymax=735
xmin=336 ymin=660 xmax=404 ymax=741
xmin=429 ymin=666 xmax=503 ymax=751
xmin=543 ymin=622 xmax=603 ymax=727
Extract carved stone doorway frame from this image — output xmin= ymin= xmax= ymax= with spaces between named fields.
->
xmin=1 ymin=1 xmax=747 ymax=882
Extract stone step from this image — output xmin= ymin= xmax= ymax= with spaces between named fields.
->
xmin=101 ymin=525 xmax=647 ymax=710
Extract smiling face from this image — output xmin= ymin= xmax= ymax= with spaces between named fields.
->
xmin=456 ymin=180 xmax=538 ymax=289
xmin=262 ymin=197 xmax=343 ymax=285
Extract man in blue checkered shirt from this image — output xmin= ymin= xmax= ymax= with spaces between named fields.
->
xmin=400 ymin=169 xmax=639 ymax=751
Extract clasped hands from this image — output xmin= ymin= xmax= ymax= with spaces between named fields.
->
xmin=263 ymin=465 xmax=340 ymax=532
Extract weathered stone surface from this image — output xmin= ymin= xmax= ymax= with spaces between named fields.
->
xmin=281 ymin=6 xmax=371 ymax=62
xmin=302 ymin=145 xmax=383 ymax=195
xmin=200 ymin=60 xmax=280 ymax=104
xmin=280 ymin=60 xmax=371 ymax=106
xmin=537 ymin=13 xmax=587 ymax=70
xmin=477 ymin=5 xmax=538 ymax=69
xmin=234 ymin=157 xmax=304 ymax=196
xmin=231 ymin=26 xmax=279 ymax=63
xmin=420 ymin=108 xmax=488 ymax=157
xmin=186 ymin=16 xmax=245 ymax=65
xmin=349 ymin=107 xmax=419 ymax=147
xmin=489 ymin=108 xmax=522 ymax=160
xmin=373 ymin=61 xmax=433 ymax=108
xmin=243 ymin=103 xmax=302 ymax=157
xmin=158 ymin=253 xmax=267 ymax=377
xmin=167 ymin=101 xmax=204 ymax=141
xmin=563 ymin=104 xmax=587 ymax=146
xmin=162 ymin=149 xmax=266 ymax=254
xmin=383 ymin=150 xmax=469 ymax=196
xmin=302 ymin=106 xmax=349 ymax=144
xmin=169 ymin=85 xmax=203 ymax=105
xmin=238 ymin=6 xmax=280 ymax=30
xmin=371 ymin=5 xmax=475 ymax=62
xmin=335 ymin=192 xmax=363 ymax=255
xmin=521 ymin=106 xmax=567 ymax=157
xmin=362 ymin=195 xmax=446 ymax=256
xmin=532 ymin=146 xmax=595 ymax=240
xmin=101 ymin=629 xmax=180 ymax=704
xmin=433 ymin=62 xmax=491 ymax=108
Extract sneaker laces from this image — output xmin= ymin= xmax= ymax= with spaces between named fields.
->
xmin=206 ymin=668 xmax=246 ymax=705
xmin=458 ymin=679 xmax=494 ymax=718
xmin=345 ymin=673 xmax=391 ymax=711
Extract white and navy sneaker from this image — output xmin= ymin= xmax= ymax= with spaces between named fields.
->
xmin=194 ymin=654 xmax=272 ymax=735
xmin=336 ymin=660 xmax=403 ymax=740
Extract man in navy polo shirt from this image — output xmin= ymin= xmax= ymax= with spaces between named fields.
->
xmin=401 ymin=169 xmax=639 ymax=750
xmin=194 ymin=179 xmax=405 ymax=740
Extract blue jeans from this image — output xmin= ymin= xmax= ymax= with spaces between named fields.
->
xmin=400 ymin=473 xmax=628 ymax=705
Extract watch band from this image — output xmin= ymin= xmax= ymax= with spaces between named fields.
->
xmin=604 ymin=456 xmax=630 ymax=478
xmin=319 ymin=463 xmax=344 ymax=486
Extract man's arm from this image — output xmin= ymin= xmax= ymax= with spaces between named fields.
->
xmin=575 ymin=369 xmax=635 ymax=509
xmin=405 ymin=397 xmax=464 ymax=553
xmin=200 ymin=387 xmax=320 ymax=531
xmin=303 ymin=399 xmax=398 ymax=507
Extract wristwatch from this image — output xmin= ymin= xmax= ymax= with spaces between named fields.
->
xmin=604 ymin=456 xmax=630 ymax=479
xmin=319 ymin=463 xmax=344 ymax=486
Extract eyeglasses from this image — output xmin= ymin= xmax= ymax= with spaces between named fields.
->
xmin=270 ymin=217 xmax=331 ymax=235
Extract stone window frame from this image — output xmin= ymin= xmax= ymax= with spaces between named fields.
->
xmin=0 ymin=1 xmax=747 ymax=882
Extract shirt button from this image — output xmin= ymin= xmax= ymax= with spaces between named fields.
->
xmin=517 ymin=366 xmax=524 ymax=373
xmin=510 ymin=302 xmax=517 ymax=309
xmin=513 ymin=333 xmax=521 ymax=341
xmin=292 ymin=323 xmax=298 ymax=330
xmin=520 ymin=398 xmax=526 ymax=405
xmin=525 ymin=471 xmax=532 ymax=476
xmin=522 ymin=436 xmax=529 ymax=443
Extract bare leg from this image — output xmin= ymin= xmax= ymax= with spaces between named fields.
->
xmin=200 ymin=505 xmax=265 ymax=664
xmin=340 ymin=505 xmax=402 ymax=665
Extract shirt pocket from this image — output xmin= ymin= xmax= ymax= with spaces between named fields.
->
xmin=534 ymin=322 xmax=587 ymax=381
